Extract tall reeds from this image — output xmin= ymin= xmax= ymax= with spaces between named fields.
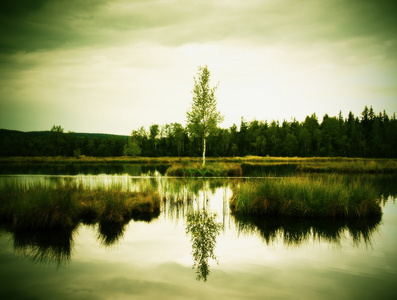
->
xmin=230 ymin=175 xmax=382 ymax=218
xmin=0 ymin=182 xmax=160 ymax=230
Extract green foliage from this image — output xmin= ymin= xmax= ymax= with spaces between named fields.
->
xmin=73 ymin=148 xmax=81 ymax=159
xmin=187 ymin=66 xmax=223 ymax=140
xmin=1 ymin=106 xmax=397 ymax=158
xmin=230 ymin=176 xmax=382 ymax=218
xmin=124 ymin=131 xmax=141 ymax=157
xmin=186 ymin=66 xmax=224 ymax=165
xmin=51 ymin=125 xmax=64 ymax=133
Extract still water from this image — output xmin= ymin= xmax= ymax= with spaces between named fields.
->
xmin=0 ymin=165 xmax=396 ymax=299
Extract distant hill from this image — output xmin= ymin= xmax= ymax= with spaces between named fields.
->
xmin=0 ymin=129 xmax=128 ymax=157
xmin=0 ymin=129 xmax=129 ymax=139
xmin=73 ymin=132 xmax=129 ymax=139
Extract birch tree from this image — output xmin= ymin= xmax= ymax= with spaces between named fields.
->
xmin=186 ymin=66 xmax=223 ymax=166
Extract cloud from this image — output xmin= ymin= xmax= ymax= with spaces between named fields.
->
xmin=0 ymin=0 xmax=396 ymax=133
xmin=1 ymin=0 xmax=396 ymax=56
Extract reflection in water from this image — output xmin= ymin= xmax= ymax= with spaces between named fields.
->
xmin=160 ymin=178 xmax=228 ymax=222
xmin=233 ymin=214 xmax=382 ymax=247
xmin=1 ymin=220 xmax=132 ymax=266
xmin=0 ymin=163 xmax=169 ymax=176
xmin=185 ymin=211 xmax=223 ymax=282
xmin=0 ymin=174 xmax=392 ymax=283
xmin=97 ymin=221 xmax=129 ymax=247
xmin=161 ymin=179 xmax=226 ymax=281
xmin=241 ymin=163 xmax=298 ymax=177
xmin=11 ymin=225 xmax=77 ymax=267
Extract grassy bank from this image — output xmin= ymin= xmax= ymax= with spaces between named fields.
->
xmin=242 ymin=159 xmax=397 ymax=174
xmin=1 ymin=156 xmax=397 ymax=174
xmin=0 ymin=182 xmax=160 ymax=230
xmin=295 ymin=159 xmax=397 ymax=173
xmin=230 ymin=176 xmax=382 ymax=218
xmin=2 ymin=155 xmax=396 ymax=163
xmin=166 ymin=163 xmax=242 ymax=177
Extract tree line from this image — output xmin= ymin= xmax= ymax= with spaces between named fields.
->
xmin=1 ymin=106 xmax=396 ymax=158
xmin=0 ymin=126 xmax=126 ymax=157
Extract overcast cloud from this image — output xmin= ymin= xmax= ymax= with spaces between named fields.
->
xmin=1 ymin=0 xmax=396 ymax=134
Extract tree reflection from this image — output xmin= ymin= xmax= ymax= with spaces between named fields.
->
xmin=185 ymin=211 xmax=223 ymax=282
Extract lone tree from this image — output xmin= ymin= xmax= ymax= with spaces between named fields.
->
xmin=186 ymin=66 xmax=223 ymax=166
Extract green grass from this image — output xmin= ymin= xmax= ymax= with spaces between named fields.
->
xmin=2 ymin=156 xmax=396 ymax=174
xmin=0 ymin=182 xmax=160 ymax=230
xmin=166 ymin=163 xmax=242 ymax=177
xmin=295 ymin=159 xmax=397 ymax=173
xmin=230 ymin=175 xmax=382 ymax=218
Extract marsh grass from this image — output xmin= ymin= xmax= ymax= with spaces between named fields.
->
xmin=2 ymin=156 xmax=396 ymax=175
xmin=230 ymin=175 xmax=382 ymax=218
xmin=166 ymin=163 xmax=242 ymax=177
xmin=296 ymin=159 xmax=397 ymax=173
xmin=0 ymin=182 xmax=160 ymax=230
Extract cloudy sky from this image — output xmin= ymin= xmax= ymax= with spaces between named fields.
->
xmin=1 ymin=0 xmax=396 ymax=135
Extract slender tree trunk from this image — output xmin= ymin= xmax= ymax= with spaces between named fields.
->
xmin=202 ymin=137 xmax=206 ymax=166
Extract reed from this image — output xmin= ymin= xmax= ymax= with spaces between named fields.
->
xmin=230 ymin=175 xmax=382 ymax=218
xmin=295 ymin=159 xmax=397 ymax=173
xmin=0 ymin=182 xmax=160 ymax=230
xmin=166 ymin=163 xmax=242 ymax=177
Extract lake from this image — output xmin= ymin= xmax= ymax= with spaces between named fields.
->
xmin=0 ymin=164 xmax=396 ymax=299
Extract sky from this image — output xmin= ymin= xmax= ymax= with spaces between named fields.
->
xmin=0 ymin=0 xmax=396 ymax=135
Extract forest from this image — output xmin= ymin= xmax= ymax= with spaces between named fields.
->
xmin=1 ymin=106 xmax=396 ymax=158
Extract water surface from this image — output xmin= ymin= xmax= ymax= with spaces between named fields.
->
xmin=0 ymin=169 xmax=396 ymax=299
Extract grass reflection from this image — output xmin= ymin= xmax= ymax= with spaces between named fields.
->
xmin=97 ymin=220 xmax=129 ymax=246
xmin=11 ymin=225 xmax=77 ymax=267
xmin=233 ymin=214 xmax=381 ymax=247
xmin=0 ymin=173 xmax=392 ymax=274
xmin=0 ymin=180 xmax=161 ymax=264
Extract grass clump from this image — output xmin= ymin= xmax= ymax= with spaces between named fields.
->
xmin=166 ymin=163 xmax=242 ymax=177
xmin=0 ymin=182 xmax=160 ymax=230
xmin=230 ymin=176 xmax=382 ymax=218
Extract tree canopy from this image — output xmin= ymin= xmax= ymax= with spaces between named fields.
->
xmin=1 ymin=107 xmax=396 ymax=158
xmin=186 ymin=66 xmax=223 ymax=165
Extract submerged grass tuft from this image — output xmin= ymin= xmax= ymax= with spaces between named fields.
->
xmin=230 ymin=175 xmax=382 ymax=218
